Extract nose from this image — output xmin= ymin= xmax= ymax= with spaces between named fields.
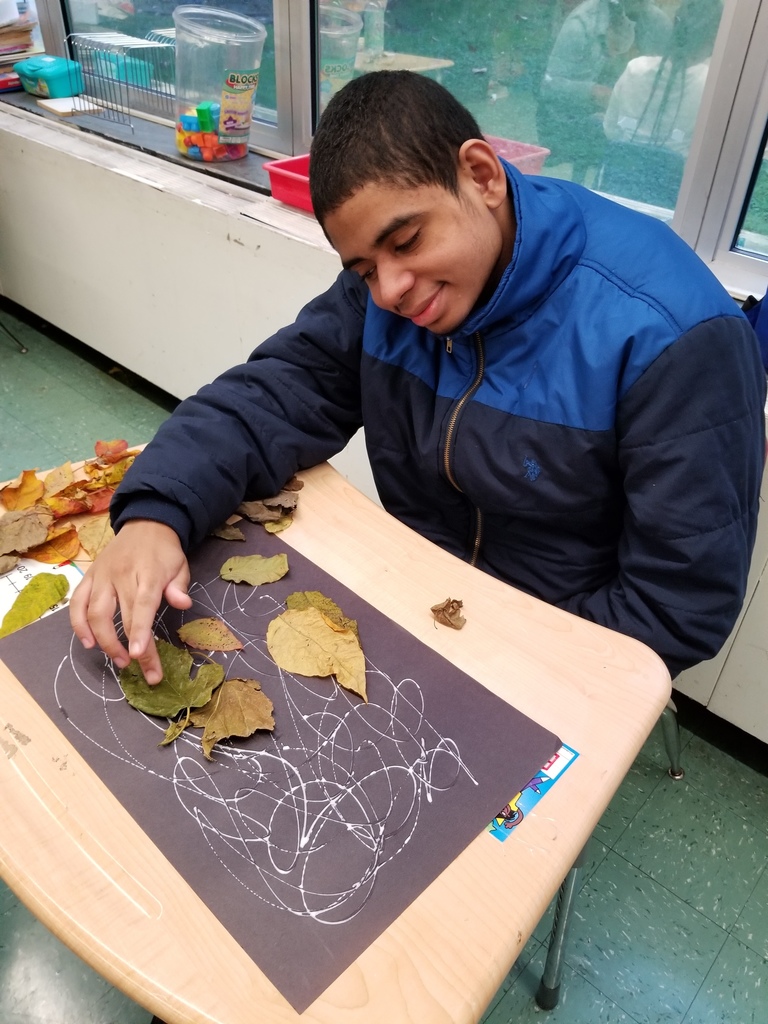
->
xmin=374 ymin=258 xmax=414 ymax=312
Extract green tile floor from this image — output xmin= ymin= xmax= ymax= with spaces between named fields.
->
xmin=1 ymin=299 xmax=768 ymax=1023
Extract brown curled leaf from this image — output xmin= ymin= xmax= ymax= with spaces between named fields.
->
xmin=430 ymin=597 xmax=466 ymax=630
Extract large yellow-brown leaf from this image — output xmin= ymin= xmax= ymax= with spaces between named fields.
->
xmin=77 ymin=514 xmax=115 ymax=559
xmin=1 ymin=469 xmax=45 ymax=510
xmin=25 ymin=525 xmax=81 ymax=565
xmin=286 ymin=590 xmax=359 ymax=640
xmin=177 ymin=617 xmax=243 ymax=652
xmin=0 ymin=573 xmax=69 ymax=639
xmin=188 ymin=677 xmax=275 ymax=760
xmin=266 ymin=605 xmax=367 ymax=701
xmin=0 ymin=507 xmax=54 ymax=556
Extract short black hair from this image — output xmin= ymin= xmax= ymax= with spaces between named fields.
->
xmin=309 ymin=71 xmax=483 ymax=225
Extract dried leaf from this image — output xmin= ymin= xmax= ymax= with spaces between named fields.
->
xmin=0 ymin=507 xmax=54 ymax=556
xmin=0 ymin=553 xmax=19 ymax=574
xmin=237 ymin=485 xmax=300 ymax=532
xmin=25 ymin=525 xmax=81 ymax=565
xmin=286 ymin=590 xmax=359 ymax=640
xmin=118 ymin=639 xmax=224 ymax=717
xmin=211 ymin=523 xmax=245 ymax=541
xmin=84 ymin=457 xmax=135 ymax=488
xmin=237 ymin=499 xmax=286 ymax=524
xmin=264 ymin=516 xmax=294 ymax=534
xmin=267 ymin=605 xmax=367 ymax=702
xmin=188 ymin=677 xmax=275 ymax=760
xmin=431 ymin=597 xmax=466 ymax=630
xmin=43 ymin=487 xmax=90 ymax=519
xmin=0 ymin=572 xmax=70 ymax=639
xmin=1 ymin=469 xmax=45 ymax=510
xmin=42 ymin=461 xmax=75 ymax=498
xmin=94 ymin=439 xmax=132 ymax=463
xmin=84 ymin=486 xmax=115 ymax=514
xmin=77 ymin=515 xmax=115 ymax=559
xmin=177 ymin=616 xmax=243 ymax=652
xmin=219 ymin=552 xmax=289 ymax=586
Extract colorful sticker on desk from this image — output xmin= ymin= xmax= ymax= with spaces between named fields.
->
xmin=487 ymin=744 xmax=579 ymax=841
xmin=0 ymin=559 xmax=83 ymax=625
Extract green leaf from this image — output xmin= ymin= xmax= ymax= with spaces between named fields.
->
xmin=0 ymin=572 xmax=69 ymax=639
xmin=219 ymin=552 xmax=289 ymax=586
xmin=118 ymin=640 xmax=224 ymax=717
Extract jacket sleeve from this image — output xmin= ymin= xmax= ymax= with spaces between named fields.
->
xmin=110 ymin=270 xmax=368 ymax=550
xmin=562 ymin=314 xmax=766 ymax=678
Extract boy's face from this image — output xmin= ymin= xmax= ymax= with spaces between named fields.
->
xmin=324 ymin=154 xmax=514 ymax=336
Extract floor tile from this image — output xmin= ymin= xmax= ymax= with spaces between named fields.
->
xmin=679 ymin=734 xmax=768 ymax=834
xmin=614 ymin=775 xmax=767 ymax=929
xmin=485 ymin=944 xmax=641 ymax=1023
xmin=593 ymin=754 xmax=663 ymax=850
xmin=682 ymin=935 xmax=768 ymax=1024
xmin=0 ymin=409 xmax=71 ymax=483
xmin=731 ymin=864 xmax=768 ymax=960
xmin=562 ymin=852 xmax=726 ymax=1024
xmin=0 ymin=881 xmax=152 ymax=1024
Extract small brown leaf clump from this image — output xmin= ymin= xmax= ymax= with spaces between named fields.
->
xmin=431 ymin=597 xmax=466 ymax=630
xmin=236 ymin=476 xmax=303 ymax=533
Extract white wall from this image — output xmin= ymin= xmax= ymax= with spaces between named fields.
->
xmin=0 ymin=105 xmax=378 ymax=501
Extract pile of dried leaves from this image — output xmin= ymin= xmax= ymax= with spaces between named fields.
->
xmin=0 ymin=439 xmax=137 ymax=576
xmin=119 ymin=551 xmax=368 ymax=760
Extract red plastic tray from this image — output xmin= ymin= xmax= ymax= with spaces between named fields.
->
xmin=485 ymin=136 xmax=550 ymax=174
xmin=264 ymin=153 xmax=313 ymax=214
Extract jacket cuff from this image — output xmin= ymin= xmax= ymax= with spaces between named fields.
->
xmin=111 ymin=497 xmax=194 ymax=550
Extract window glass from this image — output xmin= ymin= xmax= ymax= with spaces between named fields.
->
xmin=326 ymin=0 xmax=724 ymax=213
xmin=735 ymin=126 xmax=768 ymax=260
xmin=62 ymin=0 xmax=276 ymax=126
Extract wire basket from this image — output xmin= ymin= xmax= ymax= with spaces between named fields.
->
xmin=68 ymin=31 xmax=176 ymax=129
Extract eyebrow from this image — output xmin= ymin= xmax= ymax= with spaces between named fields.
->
xmin=341 ymin=213 xmax=419 ymax=271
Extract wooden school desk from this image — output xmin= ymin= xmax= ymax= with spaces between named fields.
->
xmin=0 ymin=461 xmax=671 ymax=1024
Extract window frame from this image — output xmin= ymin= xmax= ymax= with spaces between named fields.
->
xmin=29 ymin=0 xmax=768 ymax=299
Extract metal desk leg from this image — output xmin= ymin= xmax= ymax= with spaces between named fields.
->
xmin=661 ymin=699 xmax=685 ymax=780
xmin=535 ymin=841 xmax=590 ymax=1010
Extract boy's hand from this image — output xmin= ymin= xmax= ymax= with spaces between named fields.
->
xmin=70 ymin=520 xmax=192 ymax=685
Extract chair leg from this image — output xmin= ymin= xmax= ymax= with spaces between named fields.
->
xmin=0 ymin=316 xmax=28 ymax=353
xmin=535 ymin=841 xmax=590 ymax=1010
xmin=661 ymin=698 xmax=685 ymax=780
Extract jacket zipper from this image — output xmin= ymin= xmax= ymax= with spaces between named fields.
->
xmin=442 ymin=331 xmax=485 ymax=566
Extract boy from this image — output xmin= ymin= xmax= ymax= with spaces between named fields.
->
xmin=71 ymin=70 xmax=766 ymax=687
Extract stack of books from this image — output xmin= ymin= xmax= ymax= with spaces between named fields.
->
xmin=0 ymin=1 xmax=44 ymax=92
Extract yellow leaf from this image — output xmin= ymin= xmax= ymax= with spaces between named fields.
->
xmin=0 ymin=573 xmax=69 ymax=639
xmin=77 ymin=515 xmax=115 ymax=559
xmin=25 ymin=525 xmax=81 ymax=565
xmin=42 ymin=461 xmax=75 ymax=498
xmin=1 ymin=469 xmax=45 ymax=510
xmin=266 ymin=605 xmax=367 ymax=701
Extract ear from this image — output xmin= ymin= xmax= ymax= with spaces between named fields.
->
xmin=457 ymin=138 xmax=508 ymax=210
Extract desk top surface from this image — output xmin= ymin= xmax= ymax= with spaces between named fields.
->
xmin=0 ymin=461 xmax=670 ymax=1024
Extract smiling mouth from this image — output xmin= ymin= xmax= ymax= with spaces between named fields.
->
xmin=407 ymin=287 xmax=442 ymax=326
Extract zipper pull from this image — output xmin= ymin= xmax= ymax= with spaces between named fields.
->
xmin=445 ymin=336 xmax=453 ymax=354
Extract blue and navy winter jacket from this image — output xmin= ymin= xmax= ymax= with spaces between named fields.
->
xmin=113 ymin=162 xmax=766 ymax=677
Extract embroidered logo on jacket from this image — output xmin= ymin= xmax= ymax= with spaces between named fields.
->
xmin=523 ymin=457 xmax=541 ymax=482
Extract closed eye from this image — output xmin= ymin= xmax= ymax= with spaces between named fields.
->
xmin=395 ymin=231 xmax=420 ymax=253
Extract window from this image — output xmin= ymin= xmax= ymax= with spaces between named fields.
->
xmin=26 ymin=0 xmax=768 ymax=296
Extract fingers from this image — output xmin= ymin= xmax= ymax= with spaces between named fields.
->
xmin=71 ymin=571 xmax=130 ymax=667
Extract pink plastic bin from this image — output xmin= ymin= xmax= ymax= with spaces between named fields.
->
xmin=264 ymin=153 xmax=313 ymax=213
xmin=485 ymin=136 xmax=550 ymax=174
